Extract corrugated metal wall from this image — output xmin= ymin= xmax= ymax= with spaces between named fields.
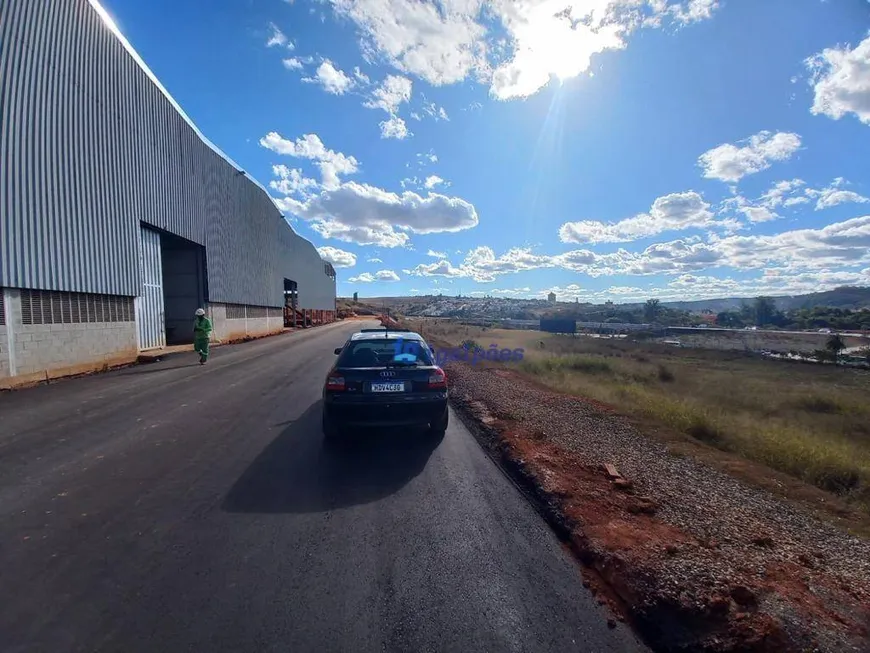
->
xmin=276 ymin=219 xmax=337 ymax=311
xmin=0 ymin=0 xmax=336 ymax=311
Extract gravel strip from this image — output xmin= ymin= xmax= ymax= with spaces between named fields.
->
xmin=446 ymin=360 xmax=870 ymax=652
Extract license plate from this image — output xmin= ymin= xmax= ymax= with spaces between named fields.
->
xmin=370 ymin=382 xmax=405 ymax=393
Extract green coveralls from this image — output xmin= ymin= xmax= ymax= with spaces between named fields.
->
xmin=193 ymin=315 xmax=213 ymax=362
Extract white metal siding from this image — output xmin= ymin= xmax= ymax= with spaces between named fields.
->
xmin=137 ymin=227 xmax=165 ymax=350
xmin=0 ymin=0 xmax=336 ymax=310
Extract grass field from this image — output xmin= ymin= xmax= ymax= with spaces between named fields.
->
xmin=408 ymin=319 xmax=870 ymax=512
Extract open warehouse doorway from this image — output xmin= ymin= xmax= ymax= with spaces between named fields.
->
xmin=283 ymin=279 xmax=299 ymax=327
xmin=137 ymin=225 xmax=207 ymax=349
xmin=162 ymin=232 xmax=207 ymax=344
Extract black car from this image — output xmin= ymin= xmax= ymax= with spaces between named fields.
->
xmin=322 ymin=328 xmax=448 ymax=440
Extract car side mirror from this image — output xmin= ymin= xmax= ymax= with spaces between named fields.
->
xmin=334 ymin=347 xmax=342 ymax=355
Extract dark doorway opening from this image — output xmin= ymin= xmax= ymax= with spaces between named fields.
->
xmin=161 ymin=233 xmax=207 ymax=345
xmin=283 ymin=279 xmax=298 ymax=328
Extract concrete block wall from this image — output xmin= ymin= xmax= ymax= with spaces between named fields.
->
xmin=0 ymin=324 xmax=9 ymax=379
xmin=0 ymin=289 xmax=138 ymax=389
xmin=208 ymin=303 xmax=284 ymax=342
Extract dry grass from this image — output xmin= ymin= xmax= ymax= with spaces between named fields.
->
xmin=409 ymin=319 xmax=870 ymax=511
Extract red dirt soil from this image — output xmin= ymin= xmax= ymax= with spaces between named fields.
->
xmin=450 ymin=365 xmax=870 ymax=653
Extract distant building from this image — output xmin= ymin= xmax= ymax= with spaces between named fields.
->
xmin=547 ymin=292 xmax=556 ymax=303
xmin=353 ymin=292 xmax=358 ymax=302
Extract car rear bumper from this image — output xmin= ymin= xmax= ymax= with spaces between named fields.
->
xmin=324 ymin=392 xmax=448 ymax=427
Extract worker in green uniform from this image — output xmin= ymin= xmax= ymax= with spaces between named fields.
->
xmin=193 ymin=308 xmax=212 ymax=364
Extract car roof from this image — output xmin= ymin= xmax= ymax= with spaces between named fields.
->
xmin=349 ymin=330 xmax=424 ymax=341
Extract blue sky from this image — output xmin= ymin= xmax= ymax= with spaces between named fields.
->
xmin=101 ymin=0 xmax=870 ymax=302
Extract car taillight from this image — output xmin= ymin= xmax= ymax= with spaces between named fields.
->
xmin=325 ymin=374 xmax=345 ymax=391
xmin=427 ymin=367 xmax=447 ymax=389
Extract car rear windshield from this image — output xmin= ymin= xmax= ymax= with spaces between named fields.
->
xmin=338 ymin=338 xmax=434 ymax=368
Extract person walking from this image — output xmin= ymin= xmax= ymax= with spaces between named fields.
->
xmin=193 ymin=308 xmax=213 ymax=364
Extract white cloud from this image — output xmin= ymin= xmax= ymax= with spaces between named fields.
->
xmin=698 ymin=131 xmax=802 ymax=183
xmin=266 ymin=23 xmax=288 ymax=48
xmin=304 ymin=60 xmax=355 ymax=94
xmin=408 ymin=246 xmax=556 ymax=282
xmin=279 ymin=181 xmax=479 ymax=248
xmin=424 ymin=175 xmax=445 ymax=189
xmin=669 ymin=0 xmax=719 ymax=24
xmin=379 ymin=115 xmax=410 ymax=139
xmin=427 ymin=249 xmax=447 ymax=258
xmin=367 ymin=257 xmax=383 ymax=263
xmin=752 ymin=178 xmax=869 ymax=212
xmin=283 ymin=57 xmax=304 ymax=71
xmin=365 ymin=74 xmax=413 ymax=112
xmin=270 ymin=165 xmax=320 ymax=197
xmin=407 ymin=259 xmax=467 ymax=278
xmin=721 ymin=178 xmax=868 ymax=222
xmin=759 ymin=179 xmax=806 ymax=208
xmin=816 ymin=190 xmax=870 ymax=210
xmin=713 ymin=215 xmax=870 ymax=271
xmin=806 ymin=35 xmax=870 ymax=126
xmin=740 ymin=206 xmax=779 ymax=223
xmin=416 ymin=150 xmax=438 ymax=165
xmin=328 ymin=1 xmax=719 ymax=100
xmin=489 ymin=4 xmax=626 ymax=100
xmin=353 ymin=66 xmax=371 ymax=84
xmin=259 ymin=132 xmax=359 ymax=189
xmin=559 ymin=191 xmax=714 ymax=243
xmin=273 ymin=197 xmax=303 ymax=213
xmin=718 ymin=195 xmax=779 ymax=223
xmin=404 ymin=213 xmax=870 ymax=287
xmin=349 ymin=270 xmax=401 ymax=282
xmin=805 ymin=178 xmax=869 ymax=211
xmin=317 ymin=246 xmax=358 ymax=268
xmin=329 ymin=0 xmax=488 ymax=86
xmin=554 ymin=267 xmax=870 ymax=304
xmin=422 ymin=101 xmax=450 ymax=121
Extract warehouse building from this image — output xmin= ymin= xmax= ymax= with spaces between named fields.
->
xmin=0 ymin=0 xmax=336 ymax=387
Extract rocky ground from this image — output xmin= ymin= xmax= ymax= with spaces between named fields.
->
xmin=445 ymin=360 xmax=870 ymax=652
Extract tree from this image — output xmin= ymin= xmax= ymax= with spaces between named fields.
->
xmin=716 ymin=310 xmax=743 ymax=328
xmin=826 ymin=333 xmax=846 ymax=356
xmin=643 ymin=298 xmax=661 ymax=323
xmin=754 ymin=296 xmax=776 ymax=326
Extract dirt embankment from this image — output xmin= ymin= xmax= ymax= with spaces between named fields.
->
xmin=445 ymin=360 xmax=870 ymax=652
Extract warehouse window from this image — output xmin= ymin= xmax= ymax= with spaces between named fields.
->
xmin=0 ymin=290 xmax=5 ymax=325
xmin=224 ymin=304 xmax=278 ymax=319
xmin=20 ymin=290 xmax=133 ymax=325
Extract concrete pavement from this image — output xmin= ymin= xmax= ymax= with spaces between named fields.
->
xmin=0 ymin=320 xmax=647 ymax=652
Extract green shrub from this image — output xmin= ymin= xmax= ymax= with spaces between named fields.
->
xmin=794 ymin=395 xmax=842 ymax=414
xmin=657 ymin=364 xmax=676 ymax=382
xmin=460 ymin=339 xmax=483 ymax=353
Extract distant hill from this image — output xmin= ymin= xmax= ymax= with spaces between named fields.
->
xmin=775 ymin=286 xmax=870 ymax=310
xmin=655 ymin=286 xmax=870 ymax=313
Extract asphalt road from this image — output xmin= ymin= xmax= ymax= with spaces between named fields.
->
xmin=0 ymin=320 xmax=647 ymax=653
